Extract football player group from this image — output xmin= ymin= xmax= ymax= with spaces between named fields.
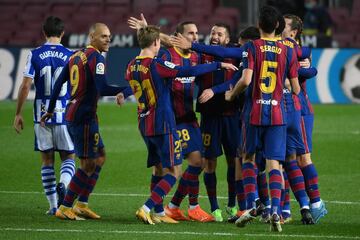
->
xmin=13 ymin=5 xmax=327 ymax=233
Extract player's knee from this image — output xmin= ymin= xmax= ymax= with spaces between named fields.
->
xmin=204 ymin=158 xmax=217 ymax=173
xmin=297 ymin=153 xmax=312 ymax=167
xmin=80 ymin=159 xmax=96 ymax=175
xmin=187 ymin=151 xmax=203 ymax=167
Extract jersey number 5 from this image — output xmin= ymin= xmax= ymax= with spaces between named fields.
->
xmin=260 ymin=60 xmax=278 ymax=94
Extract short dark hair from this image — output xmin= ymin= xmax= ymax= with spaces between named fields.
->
xmin=275 ymin=14 xmax=285 ymax=36
xmin=175 ymin=21 xmax=196 ymax=34
xmin=213 ymin=23 xmax=231 ymax=37
xmin=43 ymin=16 xmax=65 ymax=38
xmin=137 ymin=25 xmax=160 ymax=49
xmin=283 ymin=14 xmax=303 ymax=42
xmin=259 ymin=6 xmax=280 ymax=34
xmin=239 ymin=26 xmax=260 ymax=41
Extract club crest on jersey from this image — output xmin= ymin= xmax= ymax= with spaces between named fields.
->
xmin=96 ymin=63 xmax=105 ymax=74
xmin=164 ymin=61 xmax=176 ymax=69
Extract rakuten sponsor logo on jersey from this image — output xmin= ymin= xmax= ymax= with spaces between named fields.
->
xmin=174 ymin=76 xmax=195 ymax=83
xmin=256 ymin=99 xmax=278 ymax=106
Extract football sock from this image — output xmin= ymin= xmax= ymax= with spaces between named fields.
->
xmin=187 ymin=165 xmax=202 ymax=207
xmin=285 ymin=160 xmax=309 ymax=209
xmin=170 ymin=173 xmax=188 ymax=207
xmin=41 ymin=165 xmax=57 ymax=210
xmin=227 ymin=166 xmax=236 ymax=207
xmin=235 ymin=179 xmax=246 ymax=211
xmin=62 ymin=168 xmax=88 ymax=207
xmin=203 ymin=172 xmax=219 ymax=211
xmin=242 ymin=162 xmax=257 ymax=210
xmin=60 ymin=159 xmax=75 ymax=187
xmin=151 ymin=175 xmax=164 ymax=213
xmin=269 ymin=169 xmax=282 ymax=215
xmin=145 ymin=174 xmax=176 ymax=210
xmin=282 ymin=170 xmax=291 ymax=215
xmin=301 ymin=163 xmax=321 ymax=205
xmin=257 ymin=170 xmax=270 ymax=207
xmin=78 ymin=165 xmax=101 ymax=203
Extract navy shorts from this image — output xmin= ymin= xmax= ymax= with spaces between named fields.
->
xmin=286 ymin=110 xmax=306 ymax=156
xmin=67 ymin=120 xmax=104 ymax=159
xmin=200 ymin=114 xmax=241 ymax=159
xmin=242 ymin=122 xmax=286 ymax=161
xmin=300 ymin=114 xmax=314 ymax=153
xmin=176 ymin=123 xmax=203 ymax=156
xmin=142 ymin=130 xmax=183 ymax=169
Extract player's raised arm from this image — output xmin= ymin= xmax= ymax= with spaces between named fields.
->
xmin=170 ymin=33 xmax=245 ymax=59
xmin=154 ymin=58 xmax=238 ymax=79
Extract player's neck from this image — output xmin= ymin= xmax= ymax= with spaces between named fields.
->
xmin=139 ymin=48 xmax=155 ymax=58
xmin=260 ymin=29 xmax=276 ymax=39
xmin=46 ymin=37 xmax=62 ymax=44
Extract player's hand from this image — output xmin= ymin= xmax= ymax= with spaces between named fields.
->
xmin=198 ymin=89 xmax=214 ymax=103
xmin=128 ymin=13 xmax=148 ymax=30
xmin=13 ymin=115 xmax=24 ymax=134
xmin=220 ymin=62 xmax=239 ymax=71
xmin=225 ymin=85 xmax=234 ymax=101
xmin=116 ymin=92 xmax=125 ymax=106
xmin=40 ymin=112 xmax=53 ymax=127
xmin=299 ymin=58 xmax=310 ymax=68
xmin=170 ymin=33 xmax=192 ymax=50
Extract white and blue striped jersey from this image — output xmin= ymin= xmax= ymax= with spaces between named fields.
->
xmin=24 ymin=43 xmax=73 ymax=124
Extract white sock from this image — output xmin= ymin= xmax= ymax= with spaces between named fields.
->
xmin=168 ymin=202 xmax=179 ymax=209
xmin=60 ymin=159 xmax=75 ymax=187
xmin=41 ymin=165 xmax=57 ymax=210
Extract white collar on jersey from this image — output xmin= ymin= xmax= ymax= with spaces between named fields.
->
xmin=44 ymin=42 xmax=63 ymax=46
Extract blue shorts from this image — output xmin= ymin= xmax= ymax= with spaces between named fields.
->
xmin=300 ymin=114 xmax=314 ymax=153
xmin=176 ymin=123 xmax=202 ymax=156
xmin=67 ymin=120 xmax=104 ymax=159
xmin=242 ymin=122 xmax=286 ymax=161
xmin=142 ymin=130 xmax=183 ymax=169
xmin=286 ymin=110 xmax=306 ymax=156
xmin=200 ymin=114 xmax=241 ymax=159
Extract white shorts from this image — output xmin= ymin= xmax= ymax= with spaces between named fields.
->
xmin=34 ymin=124 xmax=74 ymax=152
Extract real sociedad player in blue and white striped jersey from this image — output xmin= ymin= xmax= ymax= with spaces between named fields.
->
xmin=14 ymin=16 xmax=76 ymax=216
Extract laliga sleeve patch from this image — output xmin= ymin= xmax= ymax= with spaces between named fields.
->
xmin=96 ymin=63 xmax=105 ymax=74
xmin=242 ymin=51 xmax=248 ymax=58
xmin=164 ymin=61 xmax=176 ymax=69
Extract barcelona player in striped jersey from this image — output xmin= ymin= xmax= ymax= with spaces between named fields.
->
xmin=157 ymin=22 xmax=214 ymax=222
xmin=194 ymin=23 xmax=241 ymax=222
xmin=41 ymin=23 xmax=132 ymax=220
xmin=282 ymin=14 xmax=327 ymax=223
xmin=13 ymin=16 xmax=75 ymax=216
xmin=224 ymin=6 xmax=300 ymax=232
xmin=125 ymin=25 xmax=237 ymax=225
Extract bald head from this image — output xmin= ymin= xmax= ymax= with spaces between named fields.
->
xmin=88 ymin=23 xmax=111 ymax=52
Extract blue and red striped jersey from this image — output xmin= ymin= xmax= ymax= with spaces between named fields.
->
xmin=47 ymin=45 xmax=131 ymax=123
xmin=196 ymin=53 xmax=239 ymax=116
xmin=242 ymin=38 xmax=298 ymax=125
xmin=160 ymin=47 xmax=199 ymax=124
xmin=283 ymin=38 xmax=314 ymax=115
xmin=125 ymin=56 xmax=221 ymax=137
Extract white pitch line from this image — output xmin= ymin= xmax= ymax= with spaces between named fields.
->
xmin=0 ymin=190 xmax=359 ymax=206
xmin=1 ymin=227 xmax=359 ymax=239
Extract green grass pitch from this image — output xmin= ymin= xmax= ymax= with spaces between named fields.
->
xmin=0 ymin=101 xmax=359 ymax=239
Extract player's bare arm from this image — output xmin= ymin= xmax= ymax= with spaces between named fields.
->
xmin=198 ymin=89 xmax=215 ymax=103
xmin=290 ymin=77 xmax=301 ymax=95
xmin=299 ymin=58 xmax=310 ymax=68
xmin=128 ymin=14 xmax=173 ymax=47
xmin=13 ymin=76 xmax=32 ymax=134
xmin=220 ymin=62 xmax=238 ymax=71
